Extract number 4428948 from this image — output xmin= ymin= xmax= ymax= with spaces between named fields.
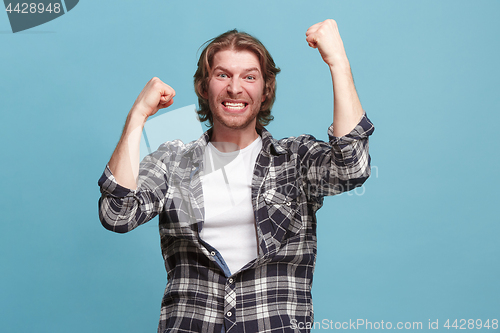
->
xmin=444 ymin=319 xmax=498 ymax=330
xmin=5 ymin=3 xmax=62 ymax=14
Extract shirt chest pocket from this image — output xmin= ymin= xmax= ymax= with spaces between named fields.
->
xmin=262 ymin=182 xmax=303 ymax=238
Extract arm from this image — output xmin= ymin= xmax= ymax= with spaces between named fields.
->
xmin=300 ymin=20 xmax=373 ymax=197
xmin=98 ymin=77 xmax=175 ymax=233
xmin=108 ymin=77 xmax=175 ymax=190
xmin=306 ymin=19 xmax=363 ymax=137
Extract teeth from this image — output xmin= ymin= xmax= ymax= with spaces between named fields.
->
xmin=224 ymin=102 xmax=245 ymax=109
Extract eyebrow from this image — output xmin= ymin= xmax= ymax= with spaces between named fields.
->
xmin=213 ymin=66 xmax=261 ymax=73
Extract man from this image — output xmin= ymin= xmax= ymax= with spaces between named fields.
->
xmin=98 ymin=19 xmax=374 ymax=333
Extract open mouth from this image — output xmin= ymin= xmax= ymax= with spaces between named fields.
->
xmin=222 ymin=101 xmax=248 ymax=111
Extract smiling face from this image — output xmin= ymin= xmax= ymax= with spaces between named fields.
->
xmin=205 ymin=49 xmax=265 ymax=133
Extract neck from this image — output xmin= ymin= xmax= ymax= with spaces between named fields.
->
xmin=211 ymin=124 xmax=259 ymax=152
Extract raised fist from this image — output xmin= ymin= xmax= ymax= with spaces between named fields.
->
xmin=131 ymin=77 xmax=176 ymax=119
xmin=306 ymin=19 xmax=348 ymax=68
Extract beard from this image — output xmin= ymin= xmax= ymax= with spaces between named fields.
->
xmin=209 ymin=96 xmax=262 ymax=131
xmin=212 ymin=108 xmax=259 ymax=130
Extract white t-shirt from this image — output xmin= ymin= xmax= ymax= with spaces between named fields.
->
xmin=200 ymin=136 xmax=262 ymax=275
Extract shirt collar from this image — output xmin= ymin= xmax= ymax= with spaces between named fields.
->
xmin=258 ymin=127 xmax=287 ymax=156
xmin=188 ymin=126 xmax=287 ymax=158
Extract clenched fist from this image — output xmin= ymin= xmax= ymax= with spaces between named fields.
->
xmin=131 ymin=77 xmax=176 ymax=119
xmin=306 ymin=19 xmax=349 ymax=68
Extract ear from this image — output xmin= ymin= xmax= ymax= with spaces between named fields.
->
xmin=201 ymin=89 xmax=208 ymax=99
xmin=199 ymin=80 xmax=209 ymax=99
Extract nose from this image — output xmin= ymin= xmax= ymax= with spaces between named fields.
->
xmin=227 ymin=77 xmax=242 ymax=96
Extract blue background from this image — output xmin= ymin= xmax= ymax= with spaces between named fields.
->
xmin=1 ymin=0 xmax=499 ymax=332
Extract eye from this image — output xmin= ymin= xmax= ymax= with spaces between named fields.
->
xmin=218 ymin=73 xmax=228 ymax=78
xmin=246 ymin=75 xmax=256 ymax=80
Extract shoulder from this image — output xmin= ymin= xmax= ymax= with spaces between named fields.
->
xmin=145 ymin=131 xmax=209 ymax=163
xmin=262 ymin=128 xmax=330 ymax=157
xmin=156 ymin=139 xmax=196 ymax=156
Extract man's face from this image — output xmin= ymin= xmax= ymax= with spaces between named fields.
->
xmin=206 ymin=49 xmax=265 ymax=132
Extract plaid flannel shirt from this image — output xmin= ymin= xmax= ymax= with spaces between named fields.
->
xmin=98 ymin=113 xmax=374 ymax=333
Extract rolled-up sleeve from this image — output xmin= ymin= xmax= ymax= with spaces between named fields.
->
xmin=98 ymin=166 xmax=144 ymax=233
xmin=329 ymin=112 xmax=375 ymax=179
xmin=98 ymin=142 xmax=175 ymax=233
xmin=303 ymin=112 xmax=375 ymax=198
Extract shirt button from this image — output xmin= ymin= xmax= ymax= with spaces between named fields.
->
xmin=286 ymin=201 xmax=291 ymax=206
xmin=228 ymin=278 xmax=234 ymax=284
xmin=210 ymin=251 xmax=216 ymax=256
xmin=226 ymin=311 xmax=232 ymax=317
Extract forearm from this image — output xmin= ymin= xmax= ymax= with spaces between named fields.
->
xmin=305 ymin=19 xmax=364 ymax=137
xmin=108 ymin=109 xmax=147 ymax=190
xmin=330 ymin=61 xmax=364 ymax=137
xmin=107 ymin=77 xmax=176 ymax=190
